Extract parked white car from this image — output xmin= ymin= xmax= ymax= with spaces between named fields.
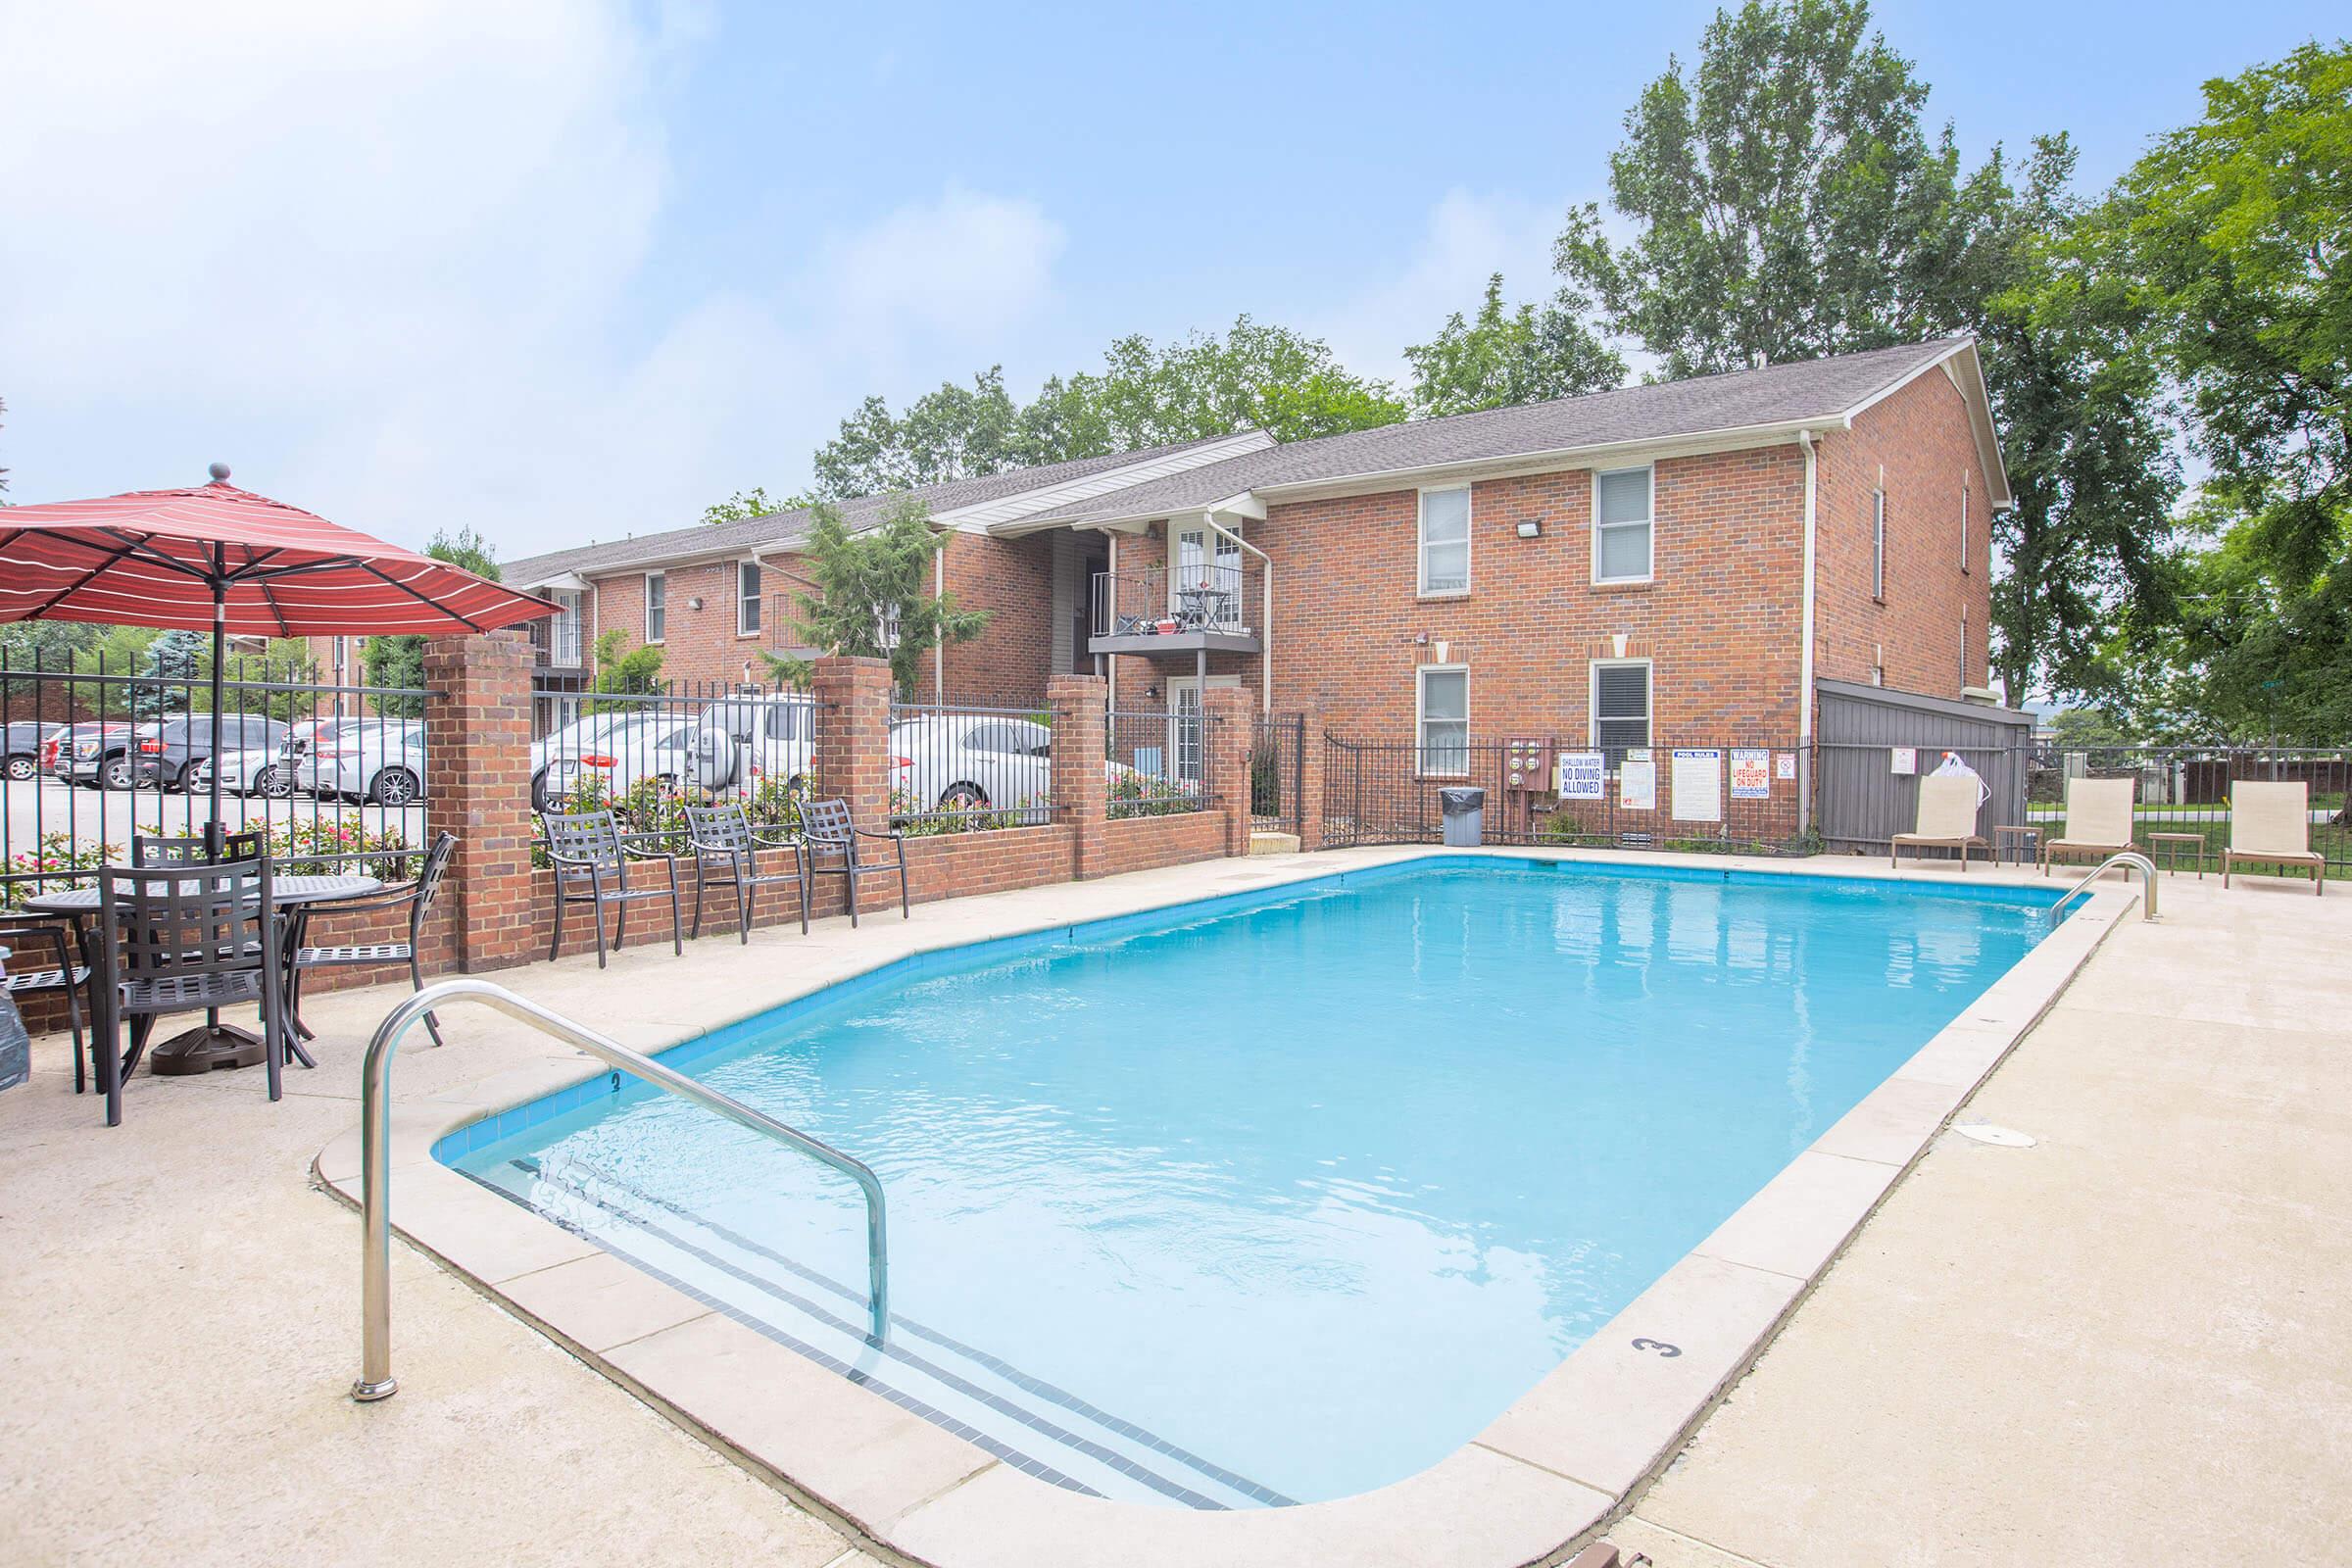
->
xmin=191 ymin=745 xmax=289 ymax=799
xmin=889 ymin=714 xmax=1054 ymax=819
xmin=531 ymin=710 xmax=702 ymax=810
xmin=312 ymin=720 xmax=428 ymax=806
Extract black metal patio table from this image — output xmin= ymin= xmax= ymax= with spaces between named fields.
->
xmin=24 ymin=872 xmax=381 ymax=1075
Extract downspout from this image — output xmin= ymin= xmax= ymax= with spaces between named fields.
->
xmin=934 ymin=547 xmax=946 ymax=699
xmin=1796 ymin=429 xmax=1819 ymax=832
xmin=1105 ymin=531 xmax=1117 ymax=708
xmin=1202 ymin=514 xmax=1273 ymax=713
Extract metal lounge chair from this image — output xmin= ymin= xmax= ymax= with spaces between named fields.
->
xmin=540 ymin=808 xmax=683 ymax=967
xmin=94 ymin=856 xmax=288 ymax=1127
xmin=684 ymin=803 xmax=808 ymax=941
xmin=1890 ymin=774 xmax=1987 ymax=870
xmin=2040 ymin=777 xmax=2137 ymax=874
xmin=289 ymin=831 xmax=459 ymax=1044
xmin=800 ymin=797 xmax=907 ymax=928
xmin=2223 ymin=780 xmax=2325 ymax=895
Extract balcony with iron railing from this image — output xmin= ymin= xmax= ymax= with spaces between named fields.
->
xmin=528 ymin=612 xmax=585 ymax=670
xmin=1089 ymin=564 xmax=1261 ymax=656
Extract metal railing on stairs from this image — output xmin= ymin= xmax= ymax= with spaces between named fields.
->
xmin=350 ymin=979 xmax=888 ymax=1402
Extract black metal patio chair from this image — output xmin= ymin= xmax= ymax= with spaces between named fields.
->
xmin=94 ymin=856 xmax=288 ymax=1128
xmin=0 ymin=918 xmax=92 ymax=1093
xmin=540 ymin=808 xmax=683 ymax=968
xmin=800 ymin=797 xmax=907 ymax=928
xmin=683 ymin=804 xmax=808 ymax=942
xmin=288 ymin=831 xmax=457 ymax=1046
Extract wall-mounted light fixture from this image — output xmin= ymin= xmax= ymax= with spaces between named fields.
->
xmin=1516 ymin=518 xmax=1543 ymax=539
xmin=1146 ymin=682 xmax=1161 ymax=700
xmin=687 ymin=596 xmax=705 ymax=612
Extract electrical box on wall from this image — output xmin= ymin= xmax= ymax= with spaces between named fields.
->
xmin=1503 ymin=736 xmax=1554 ymax=794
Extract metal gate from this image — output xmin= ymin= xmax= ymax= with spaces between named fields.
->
xmin=1250 ymin=713 xmax=1306 ymax=840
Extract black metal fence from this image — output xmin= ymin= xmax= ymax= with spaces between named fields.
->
xmin=1250 ymin=714 xmax=1305 ymax=840
xmin=887 ymin=699 xmax=1054 ymax=833
xmin=527 ymin=679 xmax=818 ymax=849
xmin=0 ymin=651 xmax=430 ymax=906
xmin=1106 ymin=707 xmax=1209 ymax=818
xmin=1322 ymin=736 xmax=1810 ymax=855
xmin=2028 ymin=743 xmax=2352 ymax=878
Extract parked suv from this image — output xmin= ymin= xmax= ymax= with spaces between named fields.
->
xmin=131 ymin=714 xmax=291 ymax=792
xmin=4 ymin=720 xmax=57 ymax=781
xmin=47 ymin=720 xmax=136 ymax=789
xmin=681 ymin=695 xmax=817 ymax=796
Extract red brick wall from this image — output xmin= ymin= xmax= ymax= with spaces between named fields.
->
xmin=1258 ymin=448 xmax=1808 ymax=744
xmin=1813 ymin=367 xmax=1992 ymax=699
xmin=585 ymin=559 xmax=770 ymax=690
xmin=926 ymin=532 xmax=1055 ymax=705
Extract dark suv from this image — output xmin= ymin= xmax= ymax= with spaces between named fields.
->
xmin=4 ymin=720 xmax=56 ymax=781
xmin=130 ymin=714 xmax=291 ymax=792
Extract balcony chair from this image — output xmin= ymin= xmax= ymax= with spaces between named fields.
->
xmin=540 ymin=808 xmax=683 ymax=968
xmin=800 ymin=798 xmax=908 ymax=928
xmin=684 ymin=803 xmax=809 ymax=941
xmin=288 ymin=831 xmax=459 ymax=1045
xmin=93 ymin=856 xmax=288 ymax=1128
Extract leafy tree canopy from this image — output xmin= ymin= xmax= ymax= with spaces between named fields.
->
xmin=1404 ymin=273 xmax=1626 ymax=416
xmin=1554 ymin=0 xmax=2000 ymax=375
xmin=702 ymin=486 xmax=814 ymax=526
xmin=770 ymin=497 xmax=989 ymax=697
xmin=364 ymin=526 xmax=508 ymax=714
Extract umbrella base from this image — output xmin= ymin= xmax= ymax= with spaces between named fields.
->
xmin=148 ymin=1024 xmax=268 ymax=1074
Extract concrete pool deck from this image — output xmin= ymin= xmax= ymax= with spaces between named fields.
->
xmin=1 ymin=848 xmax=2344 ymax=1565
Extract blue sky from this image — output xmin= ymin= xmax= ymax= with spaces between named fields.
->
xmin=0 ymin=1 xmax=2340 ymax=560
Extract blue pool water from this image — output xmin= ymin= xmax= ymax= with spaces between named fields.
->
xmin=449 ymin=858 xmax=2059 ymax=1506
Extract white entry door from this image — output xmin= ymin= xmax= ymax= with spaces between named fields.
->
xmin=1165 ymin=674 xmax=1241 ymax=785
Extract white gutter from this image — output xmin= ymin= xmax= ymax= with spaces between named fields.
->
xmin=1796 ymin=429 xmax=1819 ymax=831
xmin=1201 ymin=513 xmax=1274 ymax=713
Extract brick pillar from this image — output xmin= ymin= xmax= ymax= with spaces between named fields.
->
xmin=1050 ymin=674 xmax=1106 ymax=880
xmin=423 ymin=632 xmax=537 ymax=972
xmin=1203 ymin=685 xmax=1256 ymax=858
xmin=811 ymin=656 xmax=895 ymax=913
xmin=1296 ymin=703 xmax=1326 ymax=851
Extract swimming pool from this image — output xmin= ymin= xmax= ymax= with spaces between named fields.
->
xmin=444 ymin=857 xmax=2062 ymax=1508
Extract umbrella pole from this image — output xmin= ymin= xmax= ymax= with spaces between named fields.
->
xmin=208 ymin=589 xmax=228 ymax=859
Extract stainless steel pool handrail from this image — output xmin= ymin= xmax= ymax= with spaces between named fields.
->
xmin=2050 ymin=851 xmax=2159 ymax=924
xmin=351 ymin=979 xmax=888 ymax=1402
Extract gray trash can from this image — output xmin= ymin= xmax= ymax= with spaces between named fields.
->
xmin=1440 ymin=786 xmax=1487 ymax=847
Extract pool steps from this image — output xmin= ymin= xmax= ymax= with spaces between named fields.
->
xmin=471 ymin=1152 xmax=1293 ymax=1511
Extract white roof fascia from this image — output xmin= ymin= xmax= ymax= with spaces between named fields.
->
xmin=963 ymin=429 xmax=1275 ymax=536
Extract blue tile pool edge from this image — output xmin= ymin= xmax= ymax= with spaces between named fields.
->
xmin=430 ymin=852 xmax=2069 ymax=1165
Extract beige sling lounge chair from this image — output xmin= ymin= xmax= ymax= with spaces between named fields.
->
xmin=1891 ymin=775 xmax=1986 ymax=870
xmin=2223 ymin=780 xmax=2325 ymax=895
xmin=2041 ymin=776 xmax=2137 ymax=874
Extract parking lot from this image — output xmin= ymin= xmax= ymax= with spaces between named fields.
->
xmin=3 ymin=774 xmax=427 ymax=863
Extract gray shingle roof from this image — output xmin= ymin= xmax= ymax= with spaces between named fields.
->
xmin=1016 ymin=338 xmax=1976 ymax=527
xmin=499 ymin=433 xmax=1247 ymax=584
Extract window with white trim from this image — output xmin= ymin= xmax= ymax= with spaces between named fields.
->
xmin=644 ymin=571 xmax=666 ymax=643
xmin=1416 ymin=665 xmax=1469 ymax=774
xmin=875 ymin=600 xmax=902 ymax=652
xmin=737 ymin=561 xmax=761 ymax=636
xmin=1872 ymin=489 xmax=1887 ymax=601
xmin=1417 ymin=487 xmax=1470 ymax=595
xmin=1592 ymin=661 xmax=1651 ymax=755
xmin=1593 ymin=466 xmax=1654 ymax=582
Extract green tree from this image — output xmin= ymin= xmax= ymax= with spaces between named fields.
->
xmin=769 ymin=497 xmax=989 ymax=697
xmin=2084 ymin=43 xmax=2352 ymax=628
xmin=1978 ymin=137 xmax=2182 ymax=704
xmin=1404 ymin=273 xmax=1626 ymax=416
xmin=701 ymin=486 xmax=810 ymax=526
xmin=812 ymin=369 xmax=1025 ymax=499
xmin=127 ymin=627 xmax=205 ymax=716
xmin=1553 ymin=0 xmax=1996 ymax=375
xmin=581 ymin=627 xmax=665 ymax=711
xmin=364 ymin=526 xmax=505 ymax=715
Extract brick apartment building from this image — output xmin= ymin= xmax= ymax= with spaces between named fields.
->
xmin=497 ymin=337 xmax=2008 ymax=762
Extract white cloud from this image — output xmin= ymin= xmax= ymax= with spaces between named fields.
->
xmin=0 ymin=1 xmax=1065 ymax=560
xmin=1310 ymin=189 xmax=1567 ymax=389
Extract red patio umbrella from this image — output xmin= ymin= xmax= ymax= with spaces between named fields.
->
xmin=0 ymin=463 xmax=556 ymax=842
